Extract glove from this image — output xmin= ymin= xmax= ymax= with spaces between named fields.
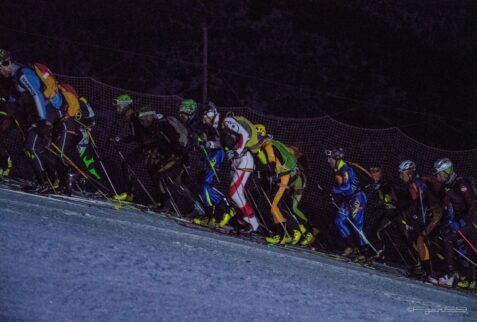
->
xmin=226 ymin=149 xmax=236 ymax=160
xmin=449 ymin=219 xmax=466 ymax=232
xmin=196 ymin=134 xmax=206 ymax=145
xmin=449 ymin=221 xmax=460 ymax=232
xmin=205 ymin=141 xmax=217 ymax=149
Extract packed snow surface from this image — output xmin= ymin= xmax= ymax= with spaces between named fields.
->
xmin=0 ymin=188 xmax=476 ymax=321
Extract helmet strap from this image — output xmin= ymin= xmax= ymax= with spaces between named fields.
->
xmin=336 ymin=159 xmax=345 ymax=170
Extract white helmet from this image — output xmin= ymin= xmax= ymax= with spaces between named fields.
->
xmin=398 ymin=160 xmax=416 ymax=173
xmin=433 ymin=158 xmax=453 ymax=175
xmin=204 ymin=101 xmax=220 ymax=128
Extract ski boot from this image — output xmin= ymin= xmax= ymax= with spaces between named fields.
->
xmin=408 ymin=262 xmax=427 ymax=280
xmin=353 ymin=246 xmax=370 ymax=264
xmin=428 ymin=274 xmax=440 ymax=285
xmin=192 ymin=216 xmax=215 ymax=228
xmin=114 ymin=192 xmax=134 ymax=202
xmin=265 ymin=235 xmax=281 ymax=245
xmin=280 ymin=233 xmax=293 ymax=245
xmin=300 ymin=232 xmax=315 ymax=247
xmin=218 ymin=208 xmax=236 ymax=228
xmin=341 ymin=247 xmax=354 ymax=258
xmin=63 ymin=172 xmax=78 ymax=196
xmin=291 ymin=229 xmax=302 ymax=245
xmin=457 ymin=277 xmax=476 ymax=289
xmin=438 ymin=273 xmax=456 ymax=288
xmin=23 ymin=182 xmax=52 ymax=194
xmin=0 ymin=157 xmax=13 ymax=177
xmin=237 ymin=223 xmax=253 ymax=236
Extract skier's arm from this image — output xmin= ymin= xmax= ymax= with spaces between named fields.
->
xmin=18 ymin=68 xmax=47 ymax=121
xmin=460 ymin=181 xmax=477 ymax=223
xmin=331 ymin=170 xmax=353 ymax=195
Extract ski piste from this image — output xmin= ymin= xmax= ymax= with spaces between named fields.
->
xmin=0 ymin=178 xmax=475 ymax=296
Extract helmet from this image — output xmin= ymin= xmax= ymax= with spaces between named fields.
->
xmin=179 ymin=99 xmax=197 ymax=116
xmin=203 ymin=101 xmax=220 ymax=128
xmin=138 ymin=105 xmax=155 ymax=118
xmin=255 ymin=124 xmax=266 ymax=138
xmin=113 ymin=94 xmax=133 ymax=107
xmin=398 ymin=160 xmax=416 ymax=173
xmin=325 ymin=148 xmax=344 ymax=160
xmin=433 ymin=158 xmax=453 ymax=175
xmin=369 ymin=167 xmax=383 ymax=183
xmin=0 ymin=49 xmax=11 ymax=62
xmin=204 ymin=101 xmax=218 ymax=119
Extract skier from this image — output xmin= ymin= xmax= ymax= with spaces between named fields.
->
xmin=221 ymin=113 xmax=260 ymax=232
xmin=138 ymin=104 xmax=187 ymax=205
xmin=286 ymin=144 xmax=316 ymax=246
xmin=397 ymin=160 xmax=443 ymax=280
xmin=432 ymin=158 xmax=477 ymax=288
xmin=326 ymin=148 xmax=368 ymax=259
xmin=369 ymin=166 xmax=416 ymax=263
xmin=253 ymin=123 xmax=302 ymax=245
xmin=0 ymin=49 xmax=65 ymax=192
xmin=111 ymin=94 xmax=144 ymax=201
xmin=192 ymin=102 xmax=235 ymax=228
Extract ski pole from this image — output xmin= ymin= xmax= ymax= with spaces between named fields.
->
xmin=382 ymin=229 xmax=412 ymax=268
xmin=112 ymin=145 xmax=159 ymax=207
xmin=199 ymin=145 xmax=221 ymax=184
xmin=161 ymin=176 xmax=183 ymax=218
xmin=418 ymin=187 xmax=426 ymax=225
xmin=457 ymin=230 xmax=477 ymax=254
xmin=437 ymin=237 xmax=477 ymax=269
xmin=243 ymin=179 xmax=273 ymax=234
xmin=252 ymin=175 xmax=291 ymax=239
xmin=330 ymin=195 xmax=379 ymax=255
xmin=48 ymin=143 xmax=111 ymax=195
xmin=84 ymin=129 xmax=120 ymax=197
xmin=345 ymin=217 xmax=379 ymax=255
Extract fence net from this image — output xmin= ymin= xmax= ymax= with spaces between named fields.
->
xmin=4 ymin=75 xmax=477 ymax=260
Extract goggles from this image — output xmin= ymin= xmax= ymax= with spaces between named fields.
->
xmin=113 ymin=99 xmax=132 ymax=106
xmin=138 ymin=111 xmax=156 ymax=118
xmin=0 ymin=59 xmax=10 ymax=67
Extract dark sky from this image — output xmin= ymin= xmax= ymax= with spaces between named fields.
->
xmin=1 ymin=0 xmax=477 ymax=150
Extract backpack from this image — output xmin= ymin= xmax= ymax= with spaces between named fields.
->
xmin=32 ymin=63 xmax=59 ymax=100
xmin=234 ymin=115 xmax=260 ymax=153
xmin=76 ymin=97 xmax=96 ymax=128
xmin=166 ymin=116 xmax=189 ymax=147
xmin=347 ymin=161 xmax=374 ymax=189
xmin=58 ymin=83 xmax=80 ymax=117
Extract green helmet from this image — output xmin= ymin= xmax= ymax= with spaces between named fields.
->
xmin=179 ymin=99 xmax=197 ymax=116
xmin=113 ymin=94 xmax=133 ymax=106
xmin=0 ymin=49 xmax=10 ymax=62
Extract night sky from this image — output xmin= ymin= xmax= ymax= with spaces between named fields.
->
xmin=2 ymin=0 xmax=476 ymax=149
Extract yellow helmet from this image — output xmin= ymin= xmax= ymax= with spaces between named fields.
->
xmin=255 ymin=123 xmax=266 ymax=137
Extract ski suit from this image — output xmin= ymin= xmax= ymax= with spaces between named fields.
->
xmin=198 ymin=124 xmax=229 ymax=216
xmin=440 ymin=176 xmax=477 ymax=278
xmin=222 ymin=115 xmax=257 ymax=225
xmin=256 ymin=136 xmax=298 ymax=228
xmin=401 ymin=175 xmax=443 ymax=266
xmin=332 ymin=160 xmax=367 ymax=246
xmin=8 ymin=63 xmax=64 ymax=183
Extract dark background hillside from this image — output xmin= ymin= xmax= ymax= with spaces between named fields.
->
xmin=1 ymin=0 xmax=476 ymax=149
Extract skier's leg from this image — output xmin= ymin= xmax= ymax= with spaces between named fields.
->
xmin=229 ymin=151 xmax=258 ymax=231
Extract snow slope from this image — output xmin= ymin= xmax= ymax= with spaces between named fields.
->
xmin=0 ymin=188 xmax=475 ymax=322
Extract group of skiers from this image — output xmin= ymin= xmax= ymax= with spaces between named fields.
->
xmin=1 ymin=48 xmax=476 ymax=291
